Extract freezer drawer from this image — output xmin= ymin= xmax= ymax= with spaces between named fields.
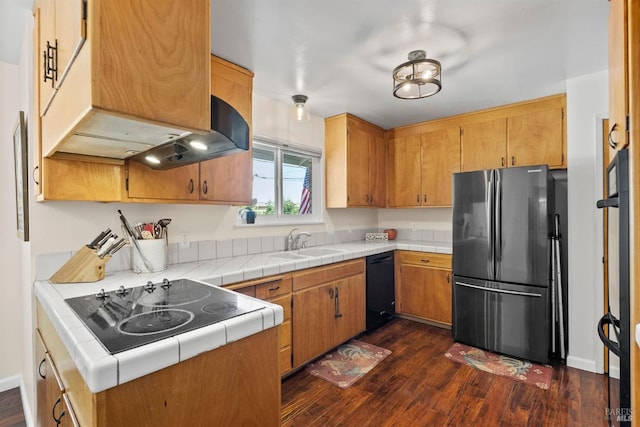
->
xmin=452 ymin=276 xmax=550 ymax=363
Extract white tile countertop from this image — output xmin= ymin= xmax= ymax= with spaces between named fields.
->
xmin=35 ymin=240 xmax=451 ymax=393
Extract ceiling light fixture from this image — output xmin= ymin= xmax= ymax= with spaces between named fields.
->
xmin=392 ymin=50 xmax=442 ymax=99
xmin=292 ymin=94 xmax=310 ymax=121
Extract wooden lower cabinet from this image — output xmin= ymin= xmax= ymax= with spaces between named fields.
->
xmin=224 ymin=274 xmax=293 ymax=375
xmin=36 ymin=330 xmax=79 ymax=427
xmin=395 ymin=251 xmax=453 ymax=326
xmin=36 ymin=303 xmax=281 ymax=427
xmin=292 ymin=259 xmax=366 ymax=368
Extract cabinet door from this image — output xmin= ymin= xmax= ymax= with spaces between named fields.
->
xmin=388 ymin=134 xmax=422 ymax=207
xmin=55 ymin=0 xmax=86 ymax=87
xmin=608 ymin=0 xmax=628 ymax=154
xmin=461 ymin=118 xmax=507 ymax=171
xmin=199 ymin=154 xmax=252 ymax=204
xmin=37 ymin=0 xmax=56 ymax=116
xmin=507 ymin=108 xmax=564 ymax=168
xmin=368 ymin=129 xmax=387 ymax=207
xmin=41 ymin=157 xmax=124 ymax=202
xmin=333 ymin=274 xmax=366 ymax=345
xmin=292 ymin=283 xmax=335 ymax=367
xmin=346 ymin=120 xmax=371 ymax=207
xmin=127 ymin=161 xmax=199 ymax=200
xmin=397 ymin=264 xmax=452 ymax=326
xmin=420 ymin=127 xmax=460 ymax=207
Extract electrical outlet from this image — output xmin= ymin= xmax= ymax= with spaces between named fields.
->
xmin=179 ymin=233 xmax=190 ymax=249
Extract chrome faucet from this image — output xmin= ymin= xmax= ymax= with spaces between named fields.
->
xmin=286 ymin=228 xmax=311 ymax=251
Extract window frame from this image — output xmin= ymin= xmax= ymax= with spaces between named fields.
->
xmin=239 ymin=135 xmax=323 ymax=226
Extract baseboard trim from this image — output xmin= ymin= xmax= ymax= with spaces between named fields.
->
xmin=566 ymin=355 xmax=597 ymax=373
xmin=0 ymin=375 xmax=21 ymax=392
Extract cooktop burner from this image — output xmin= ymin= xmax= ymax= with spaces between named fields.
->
xmin=65 ymin=278 xmax=266 ymax=354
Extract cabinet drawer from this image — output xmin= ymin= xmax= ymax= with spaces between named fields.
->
xmin=269 ymin=295 xmax=291 ymax=321
xmin=279 ymin=321 xmax=291 ymax=350
xmin=397 ymin=251 xmax=451 ymax=269
xmin=256 ymin=276 xmax=292 ymax=299
xmin=279 ymin=347 xmax=292 ymax=375
xmin=231 ymin=285 xmax=255 ymax=297
xmin=292 ymin=259 xmax=365 ymax=291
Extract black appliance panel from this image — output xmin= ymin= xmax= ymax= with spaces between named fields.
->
xmin=65 ymin=279 xmax=265 ymax=354
xmin=452 ymin=275 xmax=550 ymax=364
xmin=366 ymin=252 xmax=395 ymax=331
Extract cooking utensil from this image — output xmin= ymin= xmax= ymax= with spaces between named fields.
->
xmin=97 ymin=235 xmax=118 ymax=256
xmin=158 ymin=218 xmax=171 ymax=239
xmin=118 ymin=210 xmax=154 ymax=272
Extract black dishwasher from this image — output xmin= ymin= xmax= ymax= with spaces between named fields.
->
xmin=366 ymin=251 xmax=395 ymax=331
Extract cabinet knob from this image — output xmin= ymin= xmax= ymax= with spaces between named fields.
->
xmin=268 ymin=285 xmax=280 ymax=292
xmin=188 ymin=179 xmax=194 ymax=194
xmin=416 ymin=195 xmax=420 ymax=203
xmin=202 ymin=180 xmax=208 ymax=195
xmin=511 ymin=156 xmax=515 ymax=166
xmin=420 ymin=259 xmax=431 ymax=264
xmin=447 ymin=273 xmax=451 ymax=283
xmin=33 ymin=166 xmax=40 ymax=185
xmin=423 ymin=194 xmax=427 ymax=203
xmin=43 ymin=40 xmax=58 ymax=87
xmin=38 ymin=358 xmax=46 ymax=379
xmin=501 ymin=157 xmax=505 ymax=167
xmin=52 ymin=396 xmax=66 ymax=425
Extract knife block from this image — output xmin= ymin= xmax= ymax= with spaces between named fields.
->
xmin=50 ymin=246 xmax=111 ymax=284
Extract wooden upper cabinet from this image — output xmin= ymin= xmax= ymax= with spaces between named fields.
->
xmin=388 ymin=127 xmax=460 ymax=208
xmin=387 ymin=134 xmax=422 ymax=207
xmin=420 ymin=127 xmax=461 ymax=207
xmin=127 ymin=161 xmax=199 ymax=201
xmin=200 ymin=56 xmax=254 ymax=205
xmin=39 ymin=0 xmax=210 ymax=158
xmin=461 ymin=118 xmax=507 ymax=171
xmin=608 ymin=0 xmax=629 ymax=155
xmin=508 ymin=107 xmax=564 ymax=168
xmin=325 ymin=114 xmax=386 ymax=208
xmin=125 ymin=55 xmax=254 ymax=204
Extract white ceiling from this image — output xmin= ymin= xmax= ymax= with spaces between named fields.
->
xmin=3 ymin=0 xmax=609 ymax=129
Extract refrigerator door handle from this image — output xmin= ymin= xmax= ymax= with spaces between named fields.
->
xmin=495 ymin=170 xmax=502 ymax=264
xmin=487 ymin=171 xmax=494 ymax=278
xmin=455 ymin=281 xmax=543 ymax=298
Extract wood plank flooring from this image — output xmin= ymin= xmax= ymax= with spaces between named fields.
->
xmin=281 ymin=318 xmax=609 ymax=426
xmin=0 ymin=387 xmax=26 ymax=427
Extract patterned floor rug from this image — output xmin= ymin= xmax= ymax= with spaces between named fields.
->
xmin=445 ymin=342 xmax=553 ymax=390
xmin=306 ymin=340 xmax=392 ymax=389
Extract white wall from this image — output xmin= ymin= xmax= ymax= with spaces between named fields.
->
xmin=0 ymin=61 xmax=23 ymax=380
xmin=565 ymin=70 xmax=608 ymax=372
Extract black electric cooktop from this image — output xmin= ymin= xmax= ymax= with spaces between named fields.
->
xmin=65 ymin=278 xmax=266 ymax=354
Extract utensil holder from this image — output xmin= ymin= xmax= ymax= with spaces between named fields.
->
xmin=50 ymin=246 xmax=111 ymax=284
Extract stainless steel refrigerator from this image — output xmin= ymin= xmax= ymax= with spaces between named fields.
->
xmin=452 ymin=165 xmax=553 ymax=364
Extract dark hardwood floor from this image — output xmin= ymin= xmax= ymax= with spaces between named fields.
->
xmin=281 ymin=318 xmax=609 ymax=426
xmin=0 ymin=387 xmax=26 ymax=427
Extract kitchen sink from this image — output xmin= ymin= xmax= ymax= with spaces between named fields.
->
xmin=294 ymin=248 xmax=345 ymax=256
xmin=269 ymin=248 xmax=345 ymax=260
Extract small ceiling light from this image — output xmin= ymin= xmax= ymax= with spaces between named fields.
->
xmin=392 ymin=50 xmax=442 ymax=99
xmin=292 ymin=94 xmax=310 ymax=121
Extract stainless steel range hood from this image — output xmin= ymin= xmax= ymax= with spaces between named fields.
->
xmin=128 ymin=95 xmax=250 ymax=169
